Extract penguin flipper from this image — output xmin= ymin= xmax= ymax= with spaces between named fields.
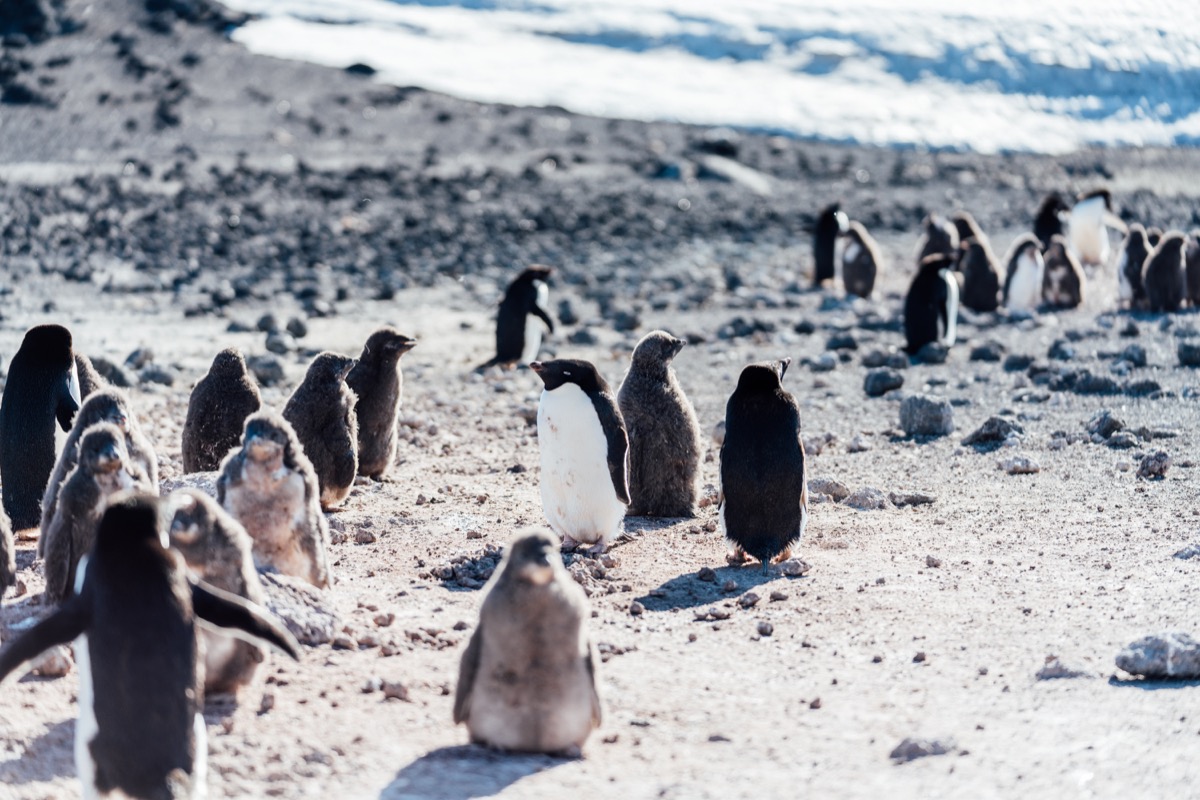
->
xmin=585 ymin=640 xmax=603 ymax=727
xmin=191 ymin=580 xmax=301 ymax=661
xmin=0 ymin=596 xmax=89 ymax=684
xmin=531 ymin=304 xmax=555 ymax=335
xmin=591 ymin=393 xmax=630 ymax=505
xmin=453 ymin=626 xmax=483 ymax=724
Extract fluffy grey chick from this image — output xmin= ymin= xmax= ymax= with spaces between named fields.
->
xmin=345 ymin=327 xmax=417 ymax=479
xmin=74 ymin=353 xmax=107 ymax=399
xmin=617 ymin=331 xmax=702 ymax=518
xmin=182 ymin=348 xmax=262 ymax=473
xmin=454 ymin=529 xmax=602 ymax=754
xmin=282 ymin=352 xmax=358 ymax=509
xmin=217 ymin=410 xmax=330 ymax=589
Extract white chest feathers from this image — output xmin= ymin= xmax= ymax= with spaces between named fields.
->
xmin=1068 ymin=196 xmax=1109 ymax=266
xmin=939 ymin=268 xmax=959 ymax=346
xmin=522 ymin=281 xmax=550 ymax=363
xmin=536 ymin=384 xmax=624 ymax=547
xmin=1007 ymin=250 xmax=1044 ymax=311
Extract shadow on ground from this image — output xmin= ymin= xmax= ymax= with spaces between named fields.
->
xmin=0 ymin=718 xmax=74 ymax=784
xmin=380 ymin=744 xmax=567 ymax=800
xmin=635 ymin=563 xmax=806 ymax=611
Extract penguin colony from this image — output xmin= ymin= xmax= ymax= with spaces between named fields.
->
xmin=0 ymin=184 xmax=1195 ymax=794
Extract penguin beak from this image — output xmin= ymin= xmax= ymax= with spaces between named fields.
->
xmin=529 ymin=361 xmax=544 ymax=373
xmin=97 ymin=443 xmax=122 ymax=471
xmin=113 ymin=414 xmax=130 ymax=432
xmin=778 ymin=358 xmax=792 ymax=378
xmin=671 ymin=338 xmax=686 ymax=356
xmin=395 ymin=339 xmax=417 ymax=354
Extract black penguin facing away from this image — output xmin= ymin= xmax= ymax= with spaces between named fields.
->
xmin=346 ymin=327 xmax=417 ymax=479
xmin=916 ymin=214 xmax=959 ymax=264
xmin=1117 ymin=224 xmax=1152 ymax=308
xmin=950 ymin=210 xmax=989 ymax=260
xmin=958 ymin=238 xmax=1000 ymax=313
xmin=1143 ymin=231 xmax=1188 ymax=313
xmin=0 ymin=493 xmax=300 ymax=800
xmin=813 ymin=203 xmax=848 ymax=287
xmin=719 ymin=359 xmax=807 ymax=571
xmin=1034 ymin=193 xmax=1068 ymax=249
xmin=904 ymin=254 xmax=959 ymax=355
xmin=0 ymin=324 xmax=80 ymax=530
xmin=182 ymin=348 xmax=262 ymax=474
xmin=485 ymin=265 xmax=555 ymax=368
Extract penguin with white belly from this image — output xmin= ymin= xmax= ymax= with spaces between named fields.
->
xmin=483 ymin=266 xmax=555 ymax=369
xmin=530 ymin=359 xmax=629 ymax=555
xmin=1003 ymin=234 xmax=1045 ymax=312
xmin=0 ymin=493 xmax=299 ymax=800
xmin=1068 ymin=188 xmax=1127 ymax=267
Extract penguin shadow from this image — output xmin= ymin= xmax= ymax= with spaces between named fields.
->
xmin=635 ymin=564 xmax=798 ymax=612
xmin=379 ymin=744 xmax=565 ymax=800
xmin=619 ymin=515 xmax=684 ymax=538
xmin=1108 ymin=676 xmax=1200 ymax=690
xmin=0 ymin=718 xmax=74 ymax=783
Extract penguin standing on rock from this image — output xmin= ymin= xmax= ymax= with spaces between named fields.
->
xmin=454 ymin=529 xmax=602 ymax=754
xmin=0 ymin=324 xmax=80 ymax=531
xmin=283 ymin=352 xmax=358 ymax=509
xmin=719 ymin=360 xmax=806 ymax=570
xmin=1117 ymin=224 xmax=1152 ymax=308
xmin=1042 ymin=235 xmax=1087 ymax=308
xmin=617 ymin=331 xmax=702 ymax=518
xmin=182 ymin=348 xmax=262 ymax=474
xmin=841 ymin=221 xmax=882 ymax=299
xmin=0 ymin=493 xmax=300 ymax=800
xmin=1142 ymin=231 xmax=1188 ymax=312
xmin=346 ymin=327 xmax=417 ymax=479
xmin=958 ymin=238 xmax=1000 ymax=312
xmin=915 ymin=213 xmax=959 ymax=264
xmin=531 ymin=359 xmax=628 ymax=554
xmin=1034 ymin=193 xmax=1068 ymax=249
xmin=1003 ymin=234 xmax=1045 ymax=312
xmin=812 ymin=203 xmax=848 ymax=287
xmin=0 ymin=507 xmax=14 ymax=597
xmin=484 ymin=266 xmax=555 ymax=368
xmin=1068 ymin=188 xmax=1127 ymax=267
xmin=904 ymin=254 xmax=959 ymax=354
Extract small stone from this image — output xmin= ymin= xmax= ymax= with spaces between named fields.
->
xmin=258 ymin=693 xmax=276 ymax=715
xmin=914 ymin=342 xmax=948 ymax=364
xmin=1003 ymin=354 xmax=1034 ymax=372
xmin=969 ymin=341 xmax=1005 ymax=362
xmin=382 ymin=680 xmax=410 ymax=701
xmin=890 ymin=738 xmax=955 ymax=763
xmin=925 ymin=555 xmax=942 ymax=568
xmin=847 ymin=435 xmax=871 ymax=453
xmin=629 ymin=601 xmax=645 ymax=616
xmin=1036 ymin=655 xmax=1090 ymax=680
xmin=286 ymin=317 xmax=309 ymax=339
xmin=721 ymin=579 xmax=738 ymax=593
xmin=1048 ymin=339 xmax=1076 ymax=361
xmin=265 ymin=330 xmax=295 ymax=355
xmin=845 ymin=487 xmax=889 ymax=510
xmin=757 ymin=621 xmax=774 ymax=637
xmin=999 ymin=456 xmax=1040 ymax=475
xmin=246 ymin=354 xmax=285 ymax=387
xmin=777 ymin=559 xmax=811 ymax=577
xmin=1087 ymin=409 xmax=1124 ymax=439
xmin=810 ymin=353 xmax=837 ymax=373
xmin=355 ymin=529 xmax=377 ymax=544
xmin=1178 ymin=341 xmax=1200 ymax=367
xmin=374 ymin=613 xmax=395 ymax=628
xmin=826 ymin=332 xmax=858 ymax=351
xmin=357 ymin=633 xmax=380 ymax=649
xmin=1137 ymin=451 xmax=1171 ymax=480
xmin=808 ymin=477 xmax=850 ymax=502
xmin=913 ymin=652 xmax=926 ymax=663
xmin=1119 ymin=320 xmax=1140 ymax=337
xmin=1107 ymin=431 xmax=1139 ymax=450
xmin=961 ymin=417 xmax=1024 ymax=450
xmin=864 ymin=368 xmax=904 ymax=397
xmin=1120 ymin=344 xmax=1148 ymax=368
xmin=899 ymin=394 xmax=954 ymax=437
xmin=568 ymin=328 xmax=599 ymax=346
xmin=809 ymin=697 xmax=822 ymax=709
xmin=697 ymin=567 xmax=717 ymax=582
xmin=738 ymin=593 xmax=761 ymax=609
xmin=769 ymin=590 xmax=788 ymax=602
xmin=139 ymin=365 xmax=175 ymax=386
xmin=257 ymin=313 xmax=281 ymax=333
xmin=124 ymin=347 xmax=154 ymax=369
xmin=1116 ymin=632 xmax=1200 ymax=679
xmin=889 ymin=491 xmax=936 ymax=508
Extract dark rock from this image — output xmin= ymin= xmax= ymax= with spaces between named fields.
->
xmin=826 ymin=332 xmax=858 ymax=351
xmin=1178 ymin=342 xmax=1200 ymax=367
xmin=807 ymin=477 xmax=850 ymax=502
xmin=890 ymin=738 xmax=955 ymax=763
xmin=1137 ymin=451 xmax=1171 ymax=480
xmin=247 ymin=354 xmax=285 ymax=387
xmin=899 ymin=395 xmax=954 ymax=437
xmin=864 ymin=368 xmax=904 ymax=398
xmin=611 ymin=308 xmax=641 ymax=333
xmin=1119 ymin=320 xmax=1140 ymax=338
xmin=1048 ymin=339 xmax=1076 ymax=361
xmin=1086 ymin=409 xmax=1124 ymax=439
xmin=139 ymin=364 xmax=175 ymax=386
xmin=718 ymin=317 xmax=774 ymax=340
xmin=1125 ymin=379 xmax=1162 ymax=397
xmin=568 ymin=328 xmax=598 ymax=345
xmin=90 ymin=356 xmax=136 ymax=388
xmin=960 ymin=417 xmax=1024 ymax=450
xmin=969 ymin=341 xmax=1005 ymax=362
xmin=793 ymin=319 xmax=815 ymax=335
xmin=809 ymin=353 xmax=837 ymax=373
xmin=557 ymin=298 xmax=578 ymax=326
xmin=889 ymin=491 xmax=936 ymax=507
xmin=693 ymin=127 xmax=740 ymax=158
xmin=1116 ymin=632 xmax=1200 ymax=679
xmin=124 ymin=347 xmax=154 ymax=369
xmin=286 ymin=317 xmax=308 ymax=339
xmin=914 ymin=342 xmax=948 ymax=364
xmin=1004 ymin=354 xmax=1034 ymax=372
xmin=265 ymin=330 xmax=296 ymax=355
xmin=344 ymin=62 xmax=376 ymax=76
xmin=1120 ymin=344 xmax=1147 ymax=368
xmin=1073 ymin=371 xmax=1122 ymax=395
xmin=1107 ymin=431 xmax=1139 ymax=449
xmin=257 ymin=313 xmax=281 ymax=333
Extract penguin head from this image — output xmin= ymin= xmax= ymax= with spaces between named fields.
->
xmin=631 ymin=330 xmax=686 ymax=370
xmin=78 ymin=389 xmax=131 ymax=434
xmin=210 ymin=347 xmax=249 ymax=377
xmin=1077 ymin=187 xmax=1113 ymax=211
xmin=923 ymin=214 xmax=959 ymax=251
xmin=950 ymin=211 xmax=980 ymax=244
xmin=361 ymin=327 xmax=418 ymax=363
xmin=95 ymin=491 xmax=169 ymax=553
xmin=166 ymin=489 xmax=209 ymax=548
xmin=242 ymin=411 xmax=296 ymax=469
xmin=919 ymin=252 xmax=956 ymax=276
xmin=735 ymin=359 xmax=790 ymax=394
xmin=518 ymin=265 xmax=554 ymax=285
xmin=19 ymin=324 xmax=74 ymax=370
xmin=79 ymin=423 xmax=128 ymax=475
xmin=1147 ymin=227 xmax=1167 ymax=249
xmin=1157 ymin=231 xmax=1188 ymax=256
xmin=504 ymin=529 xmax=558 ymax=586
xmin=529 ymin=359 xmax=605 ymax=393
xmin=307 ymin=352 xmax=357 ymax=383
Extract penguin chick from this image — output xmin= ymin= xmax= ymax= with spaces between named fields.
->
xmin=1142 ymin=231 xmax=1188 ymax=313
xmin=484 ymin=265 xmax=555 ymax=369
xmin=1117 ymin=224 xmax=1152 ymax=308
xmin=617 ymin=331 xmax=702 ymax=518
xmin=841 ymin=221 xmax=882 ymax=299
xmin=1034 ymin=193 xmax=1068 ymax=249
xmin=282 ymin=352 xmax=358 ymax=509
xmin=531 ymin=359 xmax=628 ymax=555
xmin=959 ymin=238 xmax=1000 ymax=312
xmin=0 ymin=493 xmax=299 ymax=800
xmin=904 ymin=253 xmax=959 ymax=354
xmin=0 ymin=506 xmax=14 ymax=597
xmin=1003 ymin=234 xmax=1045 ymax=312
xmin=75 ymin=353 xmax=107 ymax=399
xmin=42 ymin=423 xmax=152 ymax=604
xmin=1068 ymin=188 xmax=1126 ymax=267
xmin=0 ymin=324 xmax=80 ymax=530
xmin=182 ymin=348 xmax=262 ymax=474
xmin=217 ymin=410 xmax=331 ymax=589
xmin=915 ymin=213 xmax=959 ymax=264
xmin=454 ymin=529 xmax=601 ymax=754
xmin=950 ymin=210 xmax=990 ymax=260
xmin=346 ymin=327 xmax=417 ymax=479
xmin=719 ymin=360 xmax=807 ymax=570
xmin=40 ymin=388 xmax=158 ymax=555
xmin=168 ymin=489 xmax=267 ymax=697
xmin=1042 ymin=235 xmax=1086 ymax=308
xmin=813 ymin=202 xmax=848 ymax=287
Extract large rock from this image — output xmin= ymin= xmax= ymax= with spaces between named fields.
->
xmin=899 ymin=395 xmax=954 ymax=437
xmin=808 ymin=477 xmax=850 ymax=502
xmin=1117 ymin=632 xmax=1200 ymax=679
xmin=1178 ymin=342 xmax=1200 ymax=367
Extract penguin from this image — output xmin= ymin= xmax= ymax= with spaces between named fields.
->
xmin=217 ymin=410 xmax=331 ymax=589
xmin=1146 ymin=226 xmax=1164 ymax=248
xmin=1186 ymin=231 xmax=1200 ymax=308
xmin=168 ymin=489 xmax=268 ymax=697
xmin=0 ymin=506 xmax=14 ymax=597
xmin=484 ymin=265 xmax=555 ymax=368
xmin=950 ymin=210 xmax=990 ymax=259
xmin=841 ymin=221 xmax=882 ymax=299
xmin=1002 ymin=234 xmax=1045 ymax=312
xmin=75 ymin=354 xmax=107 ymax=399
xmin=719 ymin=359 xmax=806 ymax=570
xmin=904 ymin=253 xmax=959 ymax=354
xmin=182 ymin=348 xmax=262 ymax=474
xmin=1042 ymin=234 xmax=1087 ymax=309
xmin=0 ymin=493 xmax=300 ymax=800
xmin=40 ymin=388 xmax=158 ymax=555
xmin=1142 ymin=231 xmax=1188 ymax=313
xmin=616 ymin=331 xmax=702 ymax=518
xmin=0 ymin=324 xmax=80 ymax=531
xmin=1034 ymin=192 xmax=1068 ymax=249
xmin=1068 ymin=188 xmax=1127 ymax=267
xmin=958 ymin=237 xmax=1001 ymax=312
xmin=530 ymin=359 xmax=628 ymax=554
xmin=453 ymin=529 xmax=601 ymax=754
xmin=282 ymin=352 xmax=358 ymax=509
xmin=915 ymin=213 xmax=959 ymax=264
xmin=345 ymin=327 xmax=417 ymax=479
xmin=41 ymin=423 xmax=152 ymax=605
xmin=1117 ymin=223 xmax=1152 ymax=309
xmin=812 ymin=202 xmax=848 ymax=287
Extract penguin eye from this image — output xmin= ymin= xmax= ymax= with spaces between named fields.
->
xmin=562 ymin=370 xmax=572 ymax=376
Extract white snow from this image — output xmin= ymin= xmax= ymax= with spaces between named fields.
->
xmin=220 ymin=0 xmax=1200 ymax=153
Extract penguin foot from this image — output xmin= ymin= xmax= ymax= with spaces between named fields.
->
xmin=725 ymin=547 xmax=748 ymax=566
xmin=354 ymin=476 xmax=372 ymax=486
xmin=771 ymin=547 xmax=793 ymax=564
xmin=583 ymin=541 xmax=607 ymax=556
xmin=560 ymin=535 xmax=580 ymax=551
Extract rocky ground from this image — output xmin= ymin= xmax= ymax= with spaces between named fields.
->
xmin=2 ymin=1 xmax=1200 ymax=798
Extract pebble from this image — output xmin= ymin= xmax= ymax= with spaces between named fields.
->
xmin=899 ymin=394 xmax=954 ymax=437
xmin=1120 ymin=344 xmax=1148 ymax=368
xmin=890 ymin=738 xmax=955 ymax=763
xmin=1048 ymin=339 xmax=1076 ymax=361
xmin=720 ymin=579 xmax=738 ymax=593
xmin=810 ymin=353 xmax=837 ymax=373
xmin=925 ymin=555 xmax=942 ymax=568
xmin=826 ymin=332 xmax=858 ymax=351
xmin=1178 ymin=341 xmax=1200 ymax=367
xmin=889 ymin=491 xmax=936 ymax=508
xmin=265 ymin=330 xmax=296 ymax=354
xmin=1086 ymin=409 xmax=1124 ymax=439
xmin=864 ymin=368 xmax=904 ymax=397
xmin=914 ymin=342 xmax=948 ymax=364
xmin=769 ymin=590 xmax=788 ymax=602
xmin=286 ymin=317 xmax=309 ymax=338
xmin=697 ymin=567 xmax=717 ymax=582
xmin=1035 ymin=655 xmax=1090 ymax=680
xmin=30 ymin=645 xmax=72 ymax=678
xmin=629 ymin=600 xmax=645 ymax=616
xmin=125 ymin=347 xmax=155 ymax=369
xmin=139 ymin=364 xmax=175 ymax=386
xmin=1107 ymin=431 xmax=1139 ymax=450
xmin=998 ymin=455 xmax=1040 ymax=475
xmin=1003 ymin=354 xmax=1034 ymax=372
xmin=737 ymin=592 xmax=760 ymax=609
xmin=960 ymin=416 xmax=1024 ymax=450
xmin=844 ymin=486 xmax=889 ymax=510
xmin=1116 ymin=632 xmax=1200 ymax=679
xmin=756 ymin=621 xmax=774 ymax=637
xmin=777 ymin=558 xmax=811 ymax=577
xmin=847 ymin=434 xmax=871 ymax=453
xmin=247 ymin=354 xmax=286 ymax=386
xmin=969 ymin=341 xmax=1005 ymax=362
xmin=355 ymin=529 xmax=377 ymax=544
xmin=1137 ymin=451 xmax=1171 ymax=480
xmin=808 ymin=477 xmax=850 ymax=502
xmin=382 ymin=680 xmax=410 ymax=701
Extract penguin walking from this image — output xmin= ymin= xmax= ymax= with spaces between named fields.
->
xmin=1002 ymin=234 xmax=1045 ymax=312
xmin=1117 ymin=224 xmax=1153 ymax=308
xmin=1142 ymin=231 xmax=1188 ymax=312
xmin=719 ymin=360 xmax=807 ymax=570
xmin=531 ymin=359 xmax=628 ymax=554
xmin=182 ymin=348 xmax=262 ymax=474
xmin=1034 ymin=193 xmax=1068 ymax=249
xmin=904 ymin=254 xmax=959 ymax=354
xmin=841 ymin=221 xmax=882 ymax=299
xmin=282 ymin=352 xmax=358 ymax=509
xmin=168 ymin=489 xmax=268 ymax=697
xmin=0 ymin=506 xmax=14 ymax=597
xmin=812 ymin=202 xmax=848 ymax=287
xmin=0 ymin=493 xmax=300 ymax=800
xmin=75 ymin=354 xmax=107 ymax=400
xmin=0 ymin=324 xmax=80 ymax=530
xmin=617 ymin=331 xmax=702 ymax=518
xmin=1186 ymin=231 xmax=1200 ymax=307
xmin=915 ymin=213 xmax=959 ymax=264
xmin=40 ymin=388 xmax=158 ymax=554
xmin=217 ymin=411 xmax=331 ymax=589
xmin=345 ymin=327 xmax=417 ymax=479
xmin=454 ymin=529 xmax=602 ymax=754
xmin=1068 ymin=188 xmax=1127 ymax=267
xmin=959 ymin=238 xmax=1000 ymax=312
xmin=483 ymin=265 xmax=555 ymax=368
xmin=42 ymin=423 xmax=152 ymax=604
xmin=1042 ymin=235 xmax=1087 ymax=308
